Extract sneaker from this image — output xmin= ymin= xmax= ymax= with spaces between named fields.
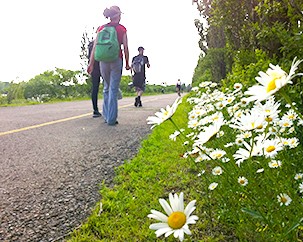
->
xmin=108 ymin=120 xmax=119 ymax=126
xmin=93 ymin=111 xmax=102 ymax=118
xmin=134 ymin=97 xmax=139 ymax=107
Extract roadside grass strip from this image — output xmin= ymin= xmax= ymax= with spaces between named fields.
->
xmin=67 ymin=59 xmax=303 ymax=242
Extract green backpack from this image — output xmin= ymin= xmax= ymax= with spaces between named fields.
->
xmin=94 ymin=25 xmax=120 ymax=62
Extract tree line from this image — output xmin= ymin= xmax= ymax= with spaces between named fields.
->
xmin=0 ymin=70 xmax=180 ymax=105
xmin=192 ymin=0 xmax=303 ymax=106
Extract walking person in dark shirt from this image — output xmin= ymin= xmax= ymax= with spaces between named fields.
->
xmin=131 ymin=46 xmax=150 ymax=107
xmin=88 ymin=40 xmax=102 ymax=118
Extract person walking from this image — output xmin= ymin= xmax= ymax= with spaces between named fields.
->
xmin=87 ymin=6 xmax=130 ymax=125
xmin=88 ymin=40 xmax=102 ymax=118
xmin=176 ymin=79 xmax=182 ymax=97
xmin=131 ymin=46 xmax=150 ymax=107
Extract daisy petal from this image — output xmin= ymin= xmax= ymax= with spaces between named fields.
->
xmin=159 ymin=198 xmax=173 ymax=215
xmin=148 ymin=210 xmax=168 ymax=222
xmin=155 ymin=227 xmax=173 ymax=237
xmin=184 ymin=200 xmax=196 ymax=216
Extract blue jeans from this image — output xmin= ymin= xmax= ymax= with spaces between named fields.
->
xmin=100 ymin=58 xmax=123 ymax=125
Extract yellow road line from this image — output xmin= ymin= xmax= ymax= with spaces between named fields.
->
xmin=0 ymin=113 xmax=92 ymax=136
xmin=0 ymin=98 xmax=159 ymax=137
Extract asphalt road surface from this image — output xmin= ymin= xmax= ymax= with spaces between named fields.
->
xmin=0 ymin=93 xmax=179 ymax=242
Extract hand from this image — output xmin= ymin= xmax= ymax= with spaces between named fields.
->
xmin=87 ymin=64 xmax=93 ymax=74
xmin=125 ymin=64 xmax=131 ymax=70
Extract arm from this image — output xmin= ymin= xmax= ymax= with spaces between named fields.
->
xmin=122 ymin=32 xmax=131 ymax=70
xmin=146 ymin=56 xmax=150 ymax=68
xmin=87 ymin=36 xmax=98 ymax=74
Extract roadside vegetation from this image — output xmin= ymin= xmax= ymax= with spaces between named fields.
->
xmin=0 ymin=71 xmax=185 ymax=107
xmin=68 ymin=1 xmax=303 ymax=241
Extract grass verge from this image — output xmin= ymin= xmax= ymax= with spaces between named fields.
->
xmin=66 ymin=99 xmax=227 ymax=242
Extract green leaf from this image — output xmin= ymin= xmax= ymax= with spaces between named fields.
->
xmin=285 ymin=218 xmax=303 ymax=235
xmin=241 ymin=208 xmax=263 ymax=220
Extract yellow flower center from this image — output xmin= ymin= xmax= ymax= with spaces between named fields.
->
xmin=240 ymin=179 xmax=245 ymax=185
xmin=266 ymin=146 xmax=276 ymax=153
xmin=265 ymin=116 xmax=273 ymax=122
xmin=215 ymin=154 xmax=223 ymax=159
xmin=266 ymin=78 xmax=277 ymax=93
xmin=168 ymin=211 xmax=186 ymax=229
xmin=280 ymin=196 xmax=287 ymax=203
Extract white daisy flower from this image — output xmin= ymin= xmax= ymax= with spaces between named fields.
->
xmin=294 ymin=173 xmax=303 ymax=180
xmin=240 ymin=98 xmax=249 ymax=106
xmin=199 ymin=81 xmax=212 ymax=88
xmin=188 ymin=119 xmax=200 ymax=129
xmin=234 ymin=83 xmax=243 ymax=90
xmin=278 ymin=117 xmax=293 ymax=128
xmin=169 ymin=131 xmax=181 ymax=141
xmin=288 ymin=137 xmax=300 ymax=149
xmin=288 ymin=127 xmax=295 ymax=134
xmin=268 ymin=160 xmax=282 ymax=168
xmin=277 ymin=193 xmax=292 ymax=206
xmin=210 ymin=149 xmax=226 ymax=160
xmin=191 ymin=86 xmax=199 ymax=92
xmin=268 ymin=126 xmax=278 ymax=135
xmin=233 ymin=140 xmax=262 ymax=167
xmin=195 ymin=119 xmax=224 ymax=146
xmin=222 ymin=157 xmax=230 ymax=163
xmin=147 ymin=97 xmax=182 ymax=129
xmin=299 ymin=183 xmax=303 ymax=193
xmin=148 ymin=192 xmax=198 ymax=242
xmin=209 ymin=182 xmax=218 ymax=191
xmin=242 ymin=131 xmax=252 ymax=139
xmin=253 ymin=97 xmax=281 ymax=123
xmin=210 ymin=82 xmax=218 ymax=88
xmin=262 ymin=139 xmax=283 ymax=158
xmin=212 ymin=166 xmax=223 ymax=176
xmin=215 ymin=101 xmax=225 ymax=110
xmin=235 ymin=137 xmax=244 ymax=146
xmin=238 ymin=176 xmax=248 ymax=186
xmin=229 ymin=109 xmax=265 ymax=131
xmin=285 ymin=109 xmax=297 ymax=121
xmin=217 ymin=130 xmax=225 ymax=137
xmin=245 ymin=58 xmax=303 ymax=102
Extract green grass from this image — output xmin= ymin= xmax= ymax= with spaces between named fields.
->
xmin=0 ymin=92 xmax=174 ymax=107
xmin=66 ymin=100 xmax=228 ymax=242
xmin=65 ymin=85 xmax=303 ymax=241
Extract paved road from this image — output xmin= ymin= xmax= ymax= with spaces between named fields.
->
xmin=0 ymin=94 xmax=179 ymax=242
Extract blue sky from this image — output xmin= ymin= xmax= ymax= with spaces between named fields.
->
xmin=0 ymin=0 xmax=201 ymax=85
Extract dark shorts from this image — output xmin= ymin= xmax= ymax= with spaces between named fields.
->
xmin=133 ymin=74 xmax=146 ymax=91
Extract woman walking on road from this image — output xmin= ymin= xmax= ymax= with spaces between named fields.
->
xmin=87 ymin=6 xmax=131 ymax=125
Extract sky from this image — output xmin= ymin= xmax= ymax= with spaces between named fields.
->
xmin=0 ymin=0 xmax=201 ymax=86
